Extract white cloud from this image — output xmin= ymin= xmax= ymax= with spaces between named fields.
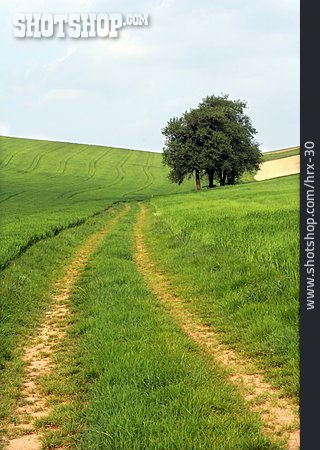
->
xmin=40 ymin=88 xmax=81 ymax=103
xmin=0 ymin=0 xmax=299 ymax=151
xmin=96 ymin=34 xmax=150 ymax=59
xmin=0 ymin=122 xmax=10 ymax=136
xmin=42 ymin=46 xmax=77 ymax=72
xmin=81 ymin=0 xmax=96 ymax=6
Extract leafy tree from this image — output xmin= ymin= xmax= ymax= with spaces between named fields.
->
xmin=162 ymin=94 xmax=262 ymax=189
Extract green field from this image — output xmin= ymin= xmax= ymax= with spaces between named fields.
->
xmin=262 ymin=146 xmax=300 ymax=162
xmin=0 ymin=136 xmax=193 ymax=270
xmin=146 ymin=176 xmax=299 ymax=398
xmin=0 ymin=136 xmax=299 ymax=449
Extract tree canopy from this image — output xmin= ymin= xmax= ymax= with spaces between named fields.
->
xmin=162 ymin=94 xmax=262 ymax=189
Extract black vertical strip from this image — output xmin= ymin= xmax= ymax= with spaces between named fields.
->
xmin=300 ymin=1 xmax=320 ymax=448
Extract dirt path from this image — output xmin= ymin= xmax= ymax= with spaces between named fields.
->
xmin=4 ymin=205 xmax=130 ymax=450
xmin=135 ymin=204 xmax=300 ymax=449
xmin=255 ymin=155 xmax=300 ymax=181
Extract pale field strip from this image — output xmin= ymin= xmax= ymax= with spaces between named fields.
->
xmin=255 ymin=156 xmax=300 ymax=181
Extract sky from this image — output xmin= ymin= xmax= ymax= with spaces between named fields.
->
xmin=0 ymin=0 xmax=299 ymax=152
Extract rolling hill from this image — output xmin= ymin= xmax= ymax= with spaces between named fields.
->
xmin=256 ymin=146 xmax=300 ymax=181
xmin=0 ymin=136 xmax=193 ymax=269
xmin=262 ymin=146 xmax=300 ymax=162
xmin=0 ymin=136 xmax=300 ymax=449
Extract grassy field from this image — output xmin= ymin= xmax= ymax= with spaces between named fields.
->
xmin=145 ymin=175 xmax=299 ymax=398
xmin=0 ymin=136 xmax=299 ymax=448
xmin=36 ymin=204 xmax=275 ymax=449
xmin=0 ymin=203 xmax=276 ymax=449
xmin=262 ymin=146 xmax=300 ymax=162
xmin=0 ymin=136 xmax=193 ymax=270
xmin=0 ymin=206 xmax=125 ymax=420
xmin=0 ymin=136 xmax=299 ymax=271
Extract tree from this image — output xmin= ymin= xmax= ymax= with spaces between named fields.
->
xmin=162 ymin=94 xmax=262 ymax=189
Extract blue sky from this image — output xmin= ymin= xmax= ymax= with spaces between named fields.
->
xmin=0 ymin=0 xmax=299 ymax=152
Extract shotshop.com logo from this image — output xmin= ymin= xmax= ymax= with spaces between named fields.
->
xmin=13 ymin=13 xmax=149 ymax=38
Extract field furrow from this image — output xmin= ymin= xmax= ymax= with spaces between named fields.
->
xmin=0 ymin=137 xmax=194 ymax=269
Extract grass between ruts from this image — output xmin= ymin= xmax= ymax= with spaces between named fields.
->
xmin=144 ymin=175 xmax=299 ymax=400
xmin=0 ymin=205 xmax=124 ymax=430
xmin=37 ymin=203 xmax=277 ymax=449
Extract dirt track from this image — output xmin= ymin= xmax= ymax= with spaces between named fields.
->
xmin=4 ymin=205 xmax=129 ymax=450
xmin=135 ymin=204 xmax=300 ymax=450
xmin=255 ymin=155 xmax=300 ymax=181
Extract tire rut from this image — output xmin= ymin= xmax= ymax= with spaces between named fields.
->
xmin=134 ymin=204 xmax=300 ymax=450
xmin=3 ymin=204 xmax=130 ymax=450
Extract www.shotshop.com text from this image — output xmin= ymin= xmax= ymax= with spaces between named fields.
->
xmin=303 ymin=141 xmax=316 ymax=310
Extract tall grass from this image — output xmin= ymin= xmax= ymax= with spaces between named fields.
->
xmin=39 ymin=204 xmax=275 ymax=449
xmin=0 ymin=134 xmax=299 ymax=447
xmin=146 ymin=175 xmax=299 ymax=398
xmin=0 ymin=206 xmax=123 ymax=421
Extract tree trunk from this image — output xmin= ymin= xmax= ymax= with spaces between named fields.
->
xmin=218 ymin=169 xmax=226 ymax=186
xmin=222 ymin=171 xmax=226 ymax=186
xmin=195 ymin=169 xmax=201 ymax=190
xmin=227 ymin=172 xmax=236 ymax=185
xmin=208 ymin=168 xmax=214 ymax=188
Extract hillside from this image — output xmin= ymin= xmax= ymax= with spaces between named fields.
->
xmin=147 ymin=175 xmax=299 ymax=397
xmin=0 ymin=136 xmax=299 ymax=449
xmin=0 ymin=136 xmax=193 ymax=269
xmin=255 ymin=147 xmax=300 ymax=181
xmin=255 ymin=155 xmax=300 ymax=181
xmin=0 ymin=136 xmax=300 ymax=269
xmin=262 ymin=146 xmax=300 ymax=162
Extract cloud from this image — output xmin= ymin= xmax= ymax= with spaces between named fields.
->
xmin=0 ymin=122 xmax=10 ymax=136
xmin=42 ymin=46 xmax=77 ymax=72
xmin=40 ymin=88 xmax=81 ymax=103
xmin=0 ymin=0 xmax=299 ymax=152
xmin=96 ymin=33 xmax=151 ymax=59
xmin=81 ymin=0 xmax=96 ymax=6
